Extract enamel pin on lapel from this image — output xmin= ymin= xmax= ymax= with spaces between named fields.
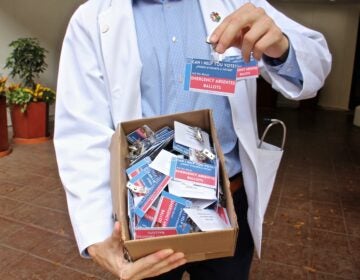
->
xmin=210 ymin=12 xmax=221 ymax=22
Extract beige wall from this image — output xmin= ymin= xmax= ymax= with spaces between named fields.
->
xmin=0 ymin=0 xmax=85 ymax=88
xmin=0 ymin=0 xmax=85 ymax=123
xmin=0 ymin=1 xmax=359 ymax=110
xmin=271 ymin=1 xmax=360 ymax=110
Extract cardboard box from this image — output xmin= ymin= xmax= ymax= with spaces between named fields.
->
xmin=110 ymin=109 xmax=238 ymax=262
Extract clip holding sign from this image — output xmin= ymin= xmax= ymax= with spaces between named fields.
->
xmin=192 ymin=127 xmax=204 ymax=143
xmin=206 ymin=36 xmax=223 ymax=62
xmin=201 ymin=148 xmax=215 ymax=160
xmin=191 ymin=148 xmax=216 ymax=164
xmin=127 ymin=182 xmax=147 ymax=195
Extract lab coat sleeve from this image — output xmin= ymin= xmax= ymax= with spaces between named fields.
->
xmin=255 ymin=0 xmax=332 ymax=100
xmin=54 ymin=6 xmax=114 ymax=257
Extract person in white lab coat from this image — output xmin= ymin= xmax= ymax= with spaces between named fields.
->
xmin=54 ymin=0 xmax=331 ymax=279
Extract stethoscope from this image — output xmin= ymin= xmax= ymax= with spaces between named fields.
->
xmin=258 ymin=118 xmax=287 ymax=151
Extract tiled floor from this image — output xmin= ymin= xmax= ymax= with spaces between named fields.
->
xmin=0 ymin=108 xmax=359 ymax=279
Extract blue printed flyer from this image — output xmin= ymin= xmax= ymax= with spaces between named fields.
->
xmin=184 ymin=58 xmax=238 ymax=96
xmin=126 ymin=157 xmax=152 ymax=179
xmin=129 ymin=167 xmax=163 ymax=190
xmin=137 ymin=206 xmax=157 ymax=228
xmin=134 ymin=173 xmax=170 ymax=218
xmin=223 ymin=55 xmax=259 ymax=80
xmin=134 ymin=228 xmax=178 ymax=240
xmin=155 ymin=126 xmax=174 ymax=142
xmin=169 ymin=158 xmax=217 ymax=189
xmin=154 ymin=191 xmax=191 ymax=228
xmin=127 ymin=125 xmax=153 ymax=144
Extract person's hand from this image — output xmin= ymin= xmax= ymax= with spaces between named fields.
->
xmin=209 ymin=3 xmax=289 ymax=62
xmin=87 ymin=222 xmax=187 ymax=280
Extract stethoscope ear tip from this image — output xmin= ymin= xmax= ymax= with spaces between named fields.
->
xmin=263 ymin=118 xmax=272 ymax=125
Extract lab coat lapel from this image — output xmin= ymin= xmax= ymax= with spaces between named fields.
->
xmin=98 ymin=0 xmax=142 ymax=125
xmin=199 ymin=0 xmax=258 ymax=251
xmin=198 ymin=0 xmax=233 ymax=34
xmin=230 ymin=80 xmax=285 ymax=257
xmin=228 ymin=81 xmax=263 ymax=257
xmin=199 ymin=0 xmax=282 ymax=257
xmin=230 ymin=79 xmax=284 ymax=258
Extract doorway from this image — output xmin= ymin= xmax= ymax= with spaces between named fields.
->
xmin=349 ymin=16 xmax=360 ymax=110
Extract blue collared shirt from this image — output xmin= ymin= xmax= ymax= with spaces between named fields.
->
xmin=133 ymin=0 xmax=302 ymax=177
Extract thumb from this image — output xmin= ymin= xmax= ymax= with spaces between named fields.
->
xmin=111 ymin=221 xmax=122 ymax=241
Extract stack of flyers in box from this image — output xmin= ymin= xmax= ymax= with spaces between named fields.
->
xmin=125 ymin=122 xmax=231 ymax=240
xmin=127 ymin=125 xmax=174 ymax=166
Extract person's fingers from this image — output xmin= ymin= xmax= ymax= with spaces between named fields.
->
xmin=210 ymin=3 xmax=254 ymax=44
xmin=150 ymin=257 xmax=187 ymax=278
xmin=214 ymin=19 xmax=243 ymax=54
xmin=209 ymin=3 xmax=287 ymax=59
xmin=111 ymin=221 xmax=122 ymax=241
xmin=210 ymin=4 xmax=265 ymax=54
xmin=251 ymin=28 xmax=284 ymax=60
xmin=240 ymin=16 xmax=272 ymax=61
xmin=120 ymin=249 xmax=175 ymax=280
xmin=209 ymin=13 xmax=232 ymax=44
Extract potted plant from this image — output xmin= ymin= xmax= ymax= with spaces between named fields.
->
xmin=4 ymin=37 xmax=56 ymax=143
xmin=0 ymin=76 xmax=11 ymax=156
xmin=6 ymin=82 xmax=56 ymax=143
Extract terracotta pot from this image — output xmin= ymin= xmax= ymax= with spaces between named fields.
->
xmin=10 ymin=102 xmax=49 ymax=141
xmin=0 ymin=96 xmax=11 ymax=156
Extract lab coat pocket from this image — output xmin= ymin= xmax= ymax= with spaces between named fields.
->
xmin=256 ymin=118 xmax=286 ymax=217
xmin=249 ymin=141 xmax=283 ymax=257
xmin=247 ymin=118 xmax=286 ymax=257
xmin=256 ymin=142 xmax=283 ymax=218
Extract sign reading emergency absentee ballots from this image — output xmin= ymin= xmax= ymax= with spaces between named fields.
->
xmin=184 ymin=59 xmax=238 ymax=96
xmin=169 ymin=158 xmax=217 ymax=189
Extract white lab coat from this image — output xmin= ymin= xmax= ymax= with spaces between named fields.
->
xmin=54 ymin=0 xmax=331 ymax=258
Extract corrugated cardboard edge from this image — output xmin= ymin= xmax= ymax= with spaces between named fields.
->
xmin=110 ymin=125 xmax=130 ymax=241
xmin=208 ymin=110 xmax=239 ymax=257
xmin=110 ymin=109 xmax=239 ymax=262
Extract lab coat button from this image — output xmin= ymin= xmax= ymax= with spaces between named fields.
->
xmin=101 ymin=24 xmax=110 ymax=33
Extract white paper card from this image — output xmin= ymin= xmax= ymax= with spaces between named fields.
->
xmin=184 ymin=209 xmax=231 ymax=231
xmin=149 ymin=150 xmax=177 ymax=176
xmin=168 ymin=180 xmax=217 ymax=200
xmin=174 ymin=121 xmax=211 ymax=151
xmin=188 ymin=199 xmax=216 ymax=209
